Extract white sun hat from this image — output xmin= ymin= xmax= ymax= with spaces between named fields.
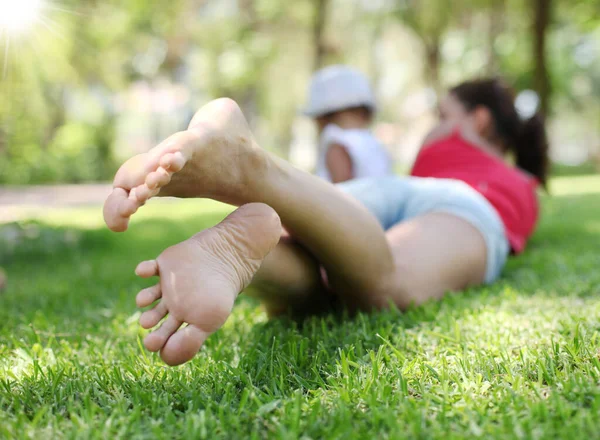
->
xmin=302 ymin=65 xmax=377 ymax=117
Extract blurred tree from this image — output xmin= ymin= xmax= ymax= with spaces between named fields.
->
xmin=1 ymin=0 xmax=599 ymax=183
xmin=395 ymin=0 xmax=456 ymax=93
xmin=533 ymin=0 xmax=552 ymax=116
xmin=486 ymin=0 xmax=505 ymax=75
xmin=312 ymin=0 xmax=331 ymax=70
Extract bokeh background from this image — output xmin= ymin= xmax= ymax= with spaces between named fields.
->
xmin=0 ymin=0 xmax=599 ymax=185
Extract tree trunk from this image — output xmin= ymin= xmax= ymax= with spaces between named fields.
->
xmin=368 ymin=12 xmax=386 ymax=88
xmin=532 ymin=0 xmax=552 ymax=116
xmin=237 ymin=0 xmax=260 ymax=129
xmin=486 ymin=0 xmax=505 ymax=75
xmin=43 ymin=86 xmax=66 ymax=149
xmin=313 ymin=0 xmax=330 ymax=70
xmin=424 ymin=38 xmax=441 ymax=94
xmin=0 ymin=116 xmax=6 ymax=155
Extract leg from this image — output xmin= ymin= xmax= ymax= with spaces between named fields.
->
xmin=104 ymin=99 xmax=493 ymax=366
xmin=384 ymin=213 xmax=488 ymax=310
xmin=104 ymin=98 xmax=396 ymax=311
xmin=247 ymin=235 xmax=331 ymax=318
xmin=334 ymin=176 xmax=507 ymax=308
xmin=250 ymin=212 xmax=490 ymax=315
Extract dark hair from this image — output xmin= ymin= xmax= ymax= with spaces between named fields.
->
xmin=320 ymin=105 xmax=374 ymax=121
xmin=450 ymin=78 xmax=549 ymax=187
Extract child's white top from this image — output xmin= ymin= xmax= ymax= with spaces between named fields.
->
xmin=316 ymin=124 xmax=393 ymax=182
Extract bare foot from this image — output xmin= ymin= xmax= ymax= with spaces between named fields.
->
xmin=135 ymin=203 xmax=281 ymax=366
xmin=103 ymin=98 xmax=270 ymax=232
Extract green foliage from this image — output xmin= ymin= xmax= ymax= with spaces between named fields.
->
xmin=1 ymin=175 xmax=600 ymax=438
xmin=551 ymin=161 xmax=599 ymax=177
xmin=0 ymin=121 xmax=116 ymax=184
xmin=0 ymin=0 xmax=599 ymax=184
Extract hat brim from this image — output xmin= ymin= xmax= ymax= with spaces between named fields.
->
xmin=300 ymin=103 xmax=376 ymax=118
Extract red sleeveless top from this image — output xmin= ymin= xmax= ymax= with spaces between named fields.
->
xmin=410 ymin=131 xmax=539 ymax=253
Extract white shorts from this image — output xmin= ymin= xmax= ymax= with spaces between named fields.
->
xmin=337 ymin=176 xmax=511 ymax=283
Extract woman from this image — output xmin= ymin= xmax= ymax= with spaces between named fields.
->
xmin=103 ymin=78 xmax=548 ymax=366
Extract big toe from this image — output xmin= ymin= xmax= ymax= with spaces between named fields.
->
xmin=160 ymin=325 xmax=209 ymax=366
xmin=103 ymin=188 xmax=130 ymax=232
xmin=113 ymin=153 xmax=156 ymax=190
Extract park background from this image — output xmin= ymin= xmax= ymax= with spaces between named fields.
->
xmin=0 ymin=0 xmax=599 ymax=185
xmin=1 ymin=1 xmax=600 ymax=439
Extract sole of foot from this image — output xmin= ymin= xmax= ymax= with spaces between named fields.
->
xmin=134 ymin=203 xmax=281 ymax=366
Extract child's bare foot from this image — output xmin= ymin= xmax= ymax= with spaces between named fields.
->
xmin=135 ymin=203 xmax=281 ymax=366
xmin=103 ymin=98 xmax=270 ymax=232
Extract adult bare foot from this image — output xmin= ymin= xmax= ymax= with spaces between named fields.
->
xmin=103 ymin=98 xmax=270 ymax=232
xmin=135 ymin=203 xmax=281 ymax=366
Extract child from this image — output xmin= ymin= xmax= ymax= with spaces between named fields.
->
xmin=303 ymin=65 xmax=392 ymax=183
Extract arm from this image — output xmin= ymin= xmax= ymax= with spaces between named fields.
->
xmin=326 ymin=143 xmax=354 ymax=183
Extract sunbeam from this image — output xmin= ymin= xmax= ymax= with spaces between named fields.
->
xmin=0 ymin=0 xmax=78 ymax=80
xmin=2 ymin=31 xmax=9 ymax=79
xmin=0 ymin=0 xmax=44 ymax=34
xmin=37 ymin=16 xmax=67 ymax=40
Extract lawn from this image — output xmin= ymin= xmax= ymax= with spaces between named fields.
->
xmin=1 ymin=175 xmax=600 ymax=439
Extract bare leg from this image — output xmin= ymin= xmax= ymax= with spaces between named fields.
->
xmin=104 ymin=98 xmax=396 ymax=311
xmin=385 ymin=213 xmax=488 ymax=309
xmin=248 ymin=236 xmax=332 ymax=318
xmin=104 ymin=98 xmax=490 ymax=367
xmin=250 ymin=213 xmax=489 ymax=314
xmin=257 ymin=159 xmax=396 ymax=309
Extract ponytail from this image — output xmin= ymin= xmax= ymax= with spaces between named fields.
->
xmin=451 ymin=78 xmax=551 ymax=189
xmin=513 ymin=113 xmax=549 ymax=188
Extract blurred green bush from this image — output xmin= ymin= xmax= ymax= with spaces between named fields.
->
xmin=0 ymin=121 xmax=116 ymax=184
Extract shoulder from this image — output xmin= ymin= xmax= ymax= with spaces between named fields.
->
xmin=420 ymin=121 xmax=457 ymax=152
xmin=321 ymin=124 xmax=348 ymax=146
xmin=515 ymin=167 xmax=540 ymax=189
xmin=323 ymin=127 xmax=376 ymax=153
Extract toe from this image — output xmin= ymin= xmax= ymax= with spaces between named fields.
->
xmin=118 ymin=197 xmax=140 ymax=218
xmin=160 ymin=325 xmax=208 ymax=366
xmin=160 ymin=152 xmax=187 ymax=172
xmin=160 ymin=130 xmax=198 ymax=166
xmin=146 ymin=167 xmax=172 ymax=190
xmin=139 ymin=301 xmax=168 ymax=329
xmin=103 ymin=188 xmax=130 ymax=232
xmin=136 ymin=283 xmax=162 ymax=307
xmin=131 ymin=184 xmax=153 ymax=204
xmin=144 ymin=315 xmax=182 ymax=353
xmin=113 ymin=153 xmax=157 ymax=190
xmin=135 ymin=260 xmax=159 ymax=278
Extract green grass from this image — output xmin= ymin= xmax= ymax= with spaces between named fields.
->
xmin=1 ymin=175 xmax=600 ymax=439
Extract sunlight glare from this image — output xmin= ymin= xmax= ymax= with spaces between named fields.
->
xmin=0 ymin=0 xmax=43 ymax=34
